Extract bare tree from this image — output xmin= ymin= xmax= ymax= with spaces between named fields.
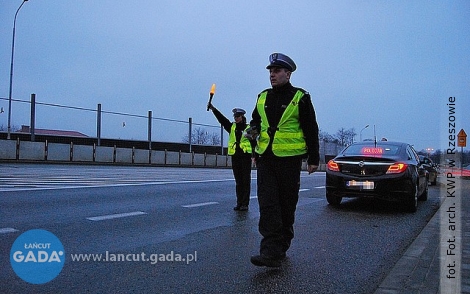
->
xmin=209 ymin=132 xmax=221 ymax=145
xmin=319 ymin=129 xmax=335 ymax=143
xmin=182 ymin=127 xmax=221 ymax=145
xmin=345 ymin=128 xmax=356 ymax=145
xmin=335 ymin=127 xmax=356 ymax=147
xmin=193 ymin=127 xmax=208 ymax=145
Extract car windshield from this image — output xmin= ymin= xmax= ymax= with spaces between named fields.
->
xmin=342 ymin=144 xmax=401 ymax=156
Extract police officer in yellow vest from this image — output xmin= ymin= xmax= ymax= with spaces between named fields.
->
xmin=208 ymin=104 xmax=253 ymax=211
xmin=248 ymin=53 xmax=320 ymax=267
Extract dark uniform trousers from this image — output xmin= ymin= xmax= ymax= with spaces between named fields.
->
xmin=232 ymin=154 xmax=252 ymax=207
xmin=256 ymin=155 xmax=302 ymax=258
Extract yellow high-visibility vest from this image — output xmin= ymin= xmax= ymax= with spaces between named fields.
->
xmin=255 ymin=90 xmax=307 ymax=156
xmin=228 ymin=123 xmax=252 ymax=155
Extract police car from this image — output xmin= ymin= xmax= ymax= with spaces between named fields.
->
xmin=325 ymin=141 xmax=428 ymax=212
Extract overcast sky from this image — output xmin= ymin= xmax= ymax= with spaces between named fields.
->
xmin=1 ymin=1 xmax=469 ymax=152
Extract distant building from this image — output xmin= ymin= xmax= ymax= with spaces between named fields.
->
xmin=19 ymin=125 xmax=88 ymax=138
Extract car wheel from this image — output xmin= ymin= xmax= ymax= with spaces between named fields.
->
xmin=326 ymin=190 xmax=342 ymax=206
xmin=418 ymin=181 xmax=428 ymax=201
xmin=405 ymin=183 xmax=418 ymax=212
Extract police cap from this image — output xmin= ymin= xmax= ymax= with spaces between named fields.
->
xmin=232 ymin=108 xmax=246 ymax=116
xmin=266 ymin=53 xmax=296 ymax=72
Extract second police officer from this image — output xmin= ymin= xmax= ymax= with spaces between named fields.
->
xmin=208 ymin=103 xmax=254 ymax=211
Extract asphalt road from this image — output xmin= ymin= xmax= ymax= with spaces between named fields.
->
xmin=0 ymin=164 xmax=441 ymax=293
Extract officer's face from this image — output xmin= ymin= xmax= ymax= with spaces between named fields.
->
xmin=234 ymin=114 xmax=243 ymax=123
xmin=269 ymin=67 xmax=291 ymax=87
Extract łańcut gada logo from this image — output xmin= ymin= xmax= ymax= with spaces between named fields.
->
xmin=10 ymin=229 xmax=65 ymax=284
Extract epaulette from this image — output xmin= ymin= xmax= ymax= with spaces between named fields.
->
xmin=294 ymin=87 xmax=309 ymax=96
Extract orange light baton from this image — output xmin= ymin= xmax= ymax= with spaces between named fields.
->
xmin=207 ymin=83 xmax=216 ymax=111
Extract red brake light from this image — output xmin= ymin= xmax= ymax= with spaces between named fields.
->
xmin=386 ymin=163 xmax=408 ymax=174
xmin=327 ymin=160 xmax=340 ymax=172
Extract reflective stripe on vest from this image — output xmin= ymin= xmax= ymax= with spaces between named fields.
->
xmin=255 ymin=90 xmax=307 ymax=156
xmin=228 ymin=123 xmax=252 ymax=155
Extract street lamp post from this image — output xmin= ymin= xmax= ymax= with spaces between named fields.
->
xmin=360 ymin=124 xmax=369 ymax=142
xmin=7 ymin=0 xmax=28 ymax=140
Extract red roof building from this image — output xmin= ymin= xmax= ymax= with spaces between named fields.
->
xmin=19 ymin=125 xmax=88 ymax=137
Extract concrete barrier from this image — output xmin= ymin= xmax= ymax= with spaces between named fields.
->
xmin=72 ymin=145 xmax=94 ymax=162
xmin=205 ymin=154 xmax=217 ymax=166
xmin=165 ymin=151 xmax=179 ymax=165
xmin=0 ymin=138 xmax=332 ymax=171
xmin=180 ymin=152 xmax=192 ymax=165
xmin=194 ymin=153 xmax=205 ymax=166
xmin=19 ymin=141 xmax=45 ymax=161
xmin=134 ymin=149 xmax=149 ymax=164
xmin=217 ymin=155 xmax=228 ymax=167
xmin=116 ymin=147 xmax=132 ymax=163
xmin=95 ymin=146 xmax=114 ymax=163
xmin=47 ymin=143 xmax=70 ymax=161
xmin=151 ymin=150 xmax=166 ymax=165
xmin=0 ymin=140 xmax=17 ymax=160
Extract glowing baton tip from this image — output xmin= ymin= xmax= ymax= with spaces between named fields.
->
xmin=210 ymin=84 xmax=216 ymax=95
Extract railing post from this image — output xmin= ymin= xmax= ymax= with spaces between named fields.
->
xmin=96 ymin=103 xmax=101 ymax=146
xmin=30 ymin=93 xmax=36 ymax=142
xmin=148 ymin=110 xmax=152 ymax=151
xmin=188 ymin=117 xmax=192 ymax=153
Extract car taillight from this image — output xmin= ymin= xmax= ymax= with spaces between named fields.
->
xmin=327 ymin=160 xmax=340 ymax=172
xmin=386 ymin=163 xmax=408 ymax=174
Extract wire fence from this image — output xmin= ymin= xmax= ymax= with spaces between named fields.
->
xmin=0 ymin=95 xmax=343 ymax=162
xmin=0 ymin=96 xmax=221 ymax=143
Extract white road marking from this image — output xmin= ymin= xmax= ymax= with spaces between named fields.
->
xmin=0 ymin=178 xmax=236 ymax=192
xmin=86 ymin=211 xmax=147 ymax=221
xmin=299 ymin=188 xmax=310 ymax=192
xmin=315 ymin=186 xmax=326 ymax=189
xmin=182 ymin=202 xmax=219 ymax=208
xmin=0 ymin=227 xmax=19 ymax=234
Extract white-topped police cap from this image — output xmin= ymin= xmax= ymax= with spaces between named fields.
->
xmin=266 ymin=53 xmax=296 ymax=72
xmin=232 ymin=108 xmax=246 ymax=115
